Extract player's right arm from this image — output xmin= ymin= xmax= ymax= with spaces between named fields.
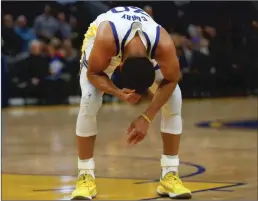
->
xmin=86 ymin=22 xmax=123 ymax=97
xmin=86 ymin=21 xmax=140 ymax=103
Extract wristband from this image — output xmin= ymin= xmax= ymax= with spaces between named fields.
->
xmin=141 ymin=114 xmax=151 ymax=123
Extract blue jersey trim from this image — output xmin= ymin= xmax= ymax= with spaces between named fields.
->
xmin=109 ymin=21 xmax=120 ymax=56
xmin=121 ymin=23 xmax=134 ymax=58
xmin=81 ymin=53 xmax=88 ymax=68
xmin=143 ymin=31 xmax=151 ymax=56
xmin=154 ymin=64 xmax=159 ymax=70
xmin=151 ymin=26 xmax=160 ymax=59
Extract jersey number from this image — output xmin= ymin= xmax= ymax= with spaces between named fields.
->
xmin=111 ymin=6 xmax=150 ymax=21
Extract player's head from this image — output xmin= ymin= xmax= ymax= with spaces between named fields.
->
xmin=120 ymin=56 xmax=155 ymax=94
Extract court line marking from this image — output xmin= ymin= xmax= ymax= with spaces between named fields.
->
xmin=28 ymin=161 xmax=246 ymax=199
xmin=134 ymin=161 xmax=205 ymax=184
xmin=196 ymin=119 xmax=258 ymax=131
xmin=141 ymin=182 xmax=246 ymax=200
xmin=3 ymin=157 xmax=246 ymax=190
xmin=30 ymin=182 xmax=246 ymax=201
xmin=3 ymin=161 xmax=206 ymax=193
xmin=3 ymin=159 xmax=246 ymax=199
xmin=31 ymin=181 xmax=246 ymax=193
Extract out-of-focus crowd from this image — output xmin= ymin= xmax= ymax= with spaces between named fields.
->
xmin=2 ymin=2 xmax=258 ymax=107
xmin=2 ymin=4 xmax=82 ymax=106
xmin=138 ymin=3 xmax=258 ymax=98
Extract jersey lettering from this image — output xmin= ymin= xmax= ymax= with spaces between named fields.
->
xmin=121 ymin=14 xmax=147 ymax=22
xmin=111 ymin=6 xmax=150 ymax=21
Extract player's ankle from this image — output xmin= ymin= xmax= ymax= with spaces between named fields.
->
xmin=78 ymin=157 xmax=95 ymax=178
xmin=161 ymin=155 xmax=179 ymax=177
xmin=79 ymin=169 xmax=95 ymax=178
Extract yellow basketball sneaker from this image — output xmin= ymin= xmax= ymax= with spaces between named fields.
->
xmin=157 ymin=171 xmax=192 ymax=199
xmin=71 ymin=174 xmax=97 ymax=200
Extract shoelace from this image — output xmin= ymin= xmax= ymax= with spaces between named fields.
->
xmin=78 ymin=174 xmax=94 ymax=188
xmin=163 ymin=173 xmax=183 ymax=185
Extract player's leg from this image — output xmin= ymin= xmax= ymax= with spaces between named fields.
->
xmin=160 ymin=84 xmax=182 ymax=172
xmin=153 ymin=75 xmax=191 ymax=198
xmin=71 ymin=67 xmax=103 ymax=200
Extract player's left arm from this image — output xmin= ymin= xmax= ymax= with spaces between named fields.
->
xmin=143 ymin=27 xmax=180 ymax=120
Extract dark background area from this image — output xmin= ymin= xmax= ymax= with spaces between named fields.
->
xmin=1 ymin=1 xmax=258 ymax=107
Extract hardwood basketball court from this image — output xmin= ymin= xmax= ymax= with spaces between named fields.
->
xmin=2 ymin=97 xmax=257 ymax=200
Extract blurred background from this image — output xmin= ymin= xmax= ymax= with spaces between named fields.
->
xmin=1 ymin=1 xmax=258 ymax=108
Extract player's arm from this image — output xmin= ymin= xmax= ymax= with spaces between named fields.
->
xmin=86 ymin=21 xmax=123 ymax=98
xmin=143 ymin=27 xmax=180 ymax=120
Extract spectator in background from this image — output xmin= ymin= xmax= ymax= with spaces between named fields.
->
xmin=43 ymin=38 xmax=68 ymax=104
xmin=187 ymin=24 xmax=203 ymax=49
xmin=62 ymin=39 xmax=79 ymax=95
xmin=27 ymin=40 xmax=49 ymax=82
xmin=181 ymin=36 xmax=193 ymax=71
xmin=204 ymin=26 xmax=218 ymax=67
xmin=55 ymin=12 xmax=72 ymax=40
xmin=34 ymin=4 xmax=59 ymax=43
xmin=69 ymin=4 xmax=78 ymax=19
xmin=2 ymin=14 xmax=23 ymax=56
xmin=191 ymin=38 xmax=213 ymax=96
xmin=17 ymin=40 xmax=49 ymax=103
xmin=47 ymin=38 xmax=64 ymax=79
xmin=176 ymin=36 xmax=194 ymax=96
xmin=62 ymin=39 xmax=78 ymax=62
xmin=69 ymin=16 xmax=80 ymax=48
xmin=14 ymin=15 xmax=36 ymax=52
xmin=199 ymin=38 xmax=209 ymax=55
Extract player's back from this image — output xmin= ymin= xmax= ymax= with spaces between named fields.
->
xmin=81 ymin=6 xmax=161 ymax=74
xmin=99 ymin=6 xmax=158 ymax=32
xmin=96 ymin=6 xmax=160 ymax=50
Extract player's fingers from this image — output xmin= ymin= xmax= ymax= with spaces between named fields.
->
xmin=127 ymin=123 xmax=134 ymax=134
xmin=127 ymin=131 xmax=138 ymax=144
xmin=129 ymin=97 xmax=138 ymax=104
xmin=132 ymin=93 xmax=141 ymax=101
xmin=128 ymin=94 xmax=141 ymax=104
xmin=122 ymin=88 xmax=135 ymax=94
xmin=133 ymin=135 xmax=144 ymax=145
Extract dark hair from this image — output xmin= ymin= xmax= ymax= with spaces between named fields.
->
xmin=120 ymin=56 xmax=155 ymax=94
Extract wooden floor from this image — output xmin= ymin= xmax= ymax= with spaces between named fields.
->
xmin=2 ymin=97 xmax=257 ymax=200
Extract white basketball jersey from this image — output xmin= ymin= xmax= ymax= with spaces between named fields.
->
xmin=81 ymin=6 xmax=161 ymax=75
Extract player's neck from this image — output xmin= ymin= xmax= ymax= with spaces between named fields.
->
xmin=123 ymin=36 xmax=147 ymax=61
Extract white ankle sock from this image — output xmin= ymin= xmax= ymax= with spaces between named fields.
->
xmin=78 ymin=157 xmax=95 ymax=178
xmin=161 ymin=155 xmax=179 ymax=178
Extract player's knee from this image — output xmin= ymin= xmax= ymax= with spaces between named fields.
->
xmin=161 ymin=114 xmax=182 ymax=134
xmin=76 ymin=113 xmax=97 ymax=137
xmin=76 ymin=94 xmax=102 ymax=137
xmin=162 ymin=85 xmax=182 ymax=115
xmin=161 ymin=85 xmax=182 ymax=134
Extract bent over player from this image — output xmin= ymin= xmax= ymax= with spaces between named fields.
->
xmin=72 ymin=6 xmax=192 ymax=200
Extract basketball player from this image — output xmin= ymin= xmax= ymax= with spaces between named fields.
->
xmin=71 ymin=6 xmax=192 ymax=200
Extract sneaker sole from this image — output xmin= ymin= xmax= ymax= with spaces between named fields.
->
xmin=157 ymin=188 xmax=192 ymax=199
xmin=71 ymin=193 xmax=97 ymax=200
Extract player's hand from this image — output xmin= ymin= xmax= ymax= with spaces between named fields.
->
xmin=126 ymin=115 xmax=150 ymax=144
xmin=120 ymin=88 xmax=141 ymax=104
